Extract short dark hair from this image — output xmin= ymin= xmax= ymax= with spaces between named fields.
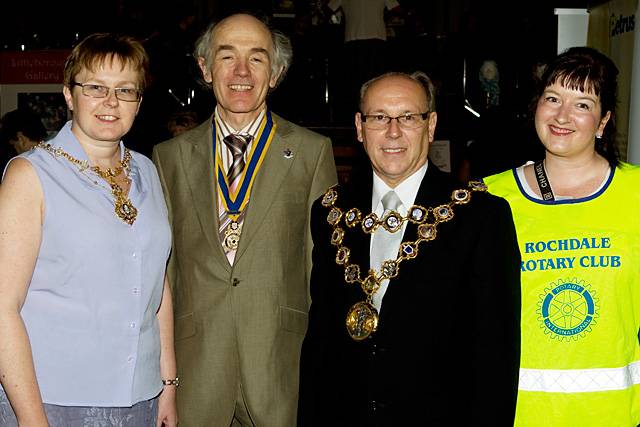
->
xmin=359 ymin=71 xmax=436 ymax=112
xmin=537 ymin=46 xmax=620 ymax=167
xmin=63 ymin=33 xmax=149 ymax=90
xmin=0 ymin=109 xmax=47 ymax=145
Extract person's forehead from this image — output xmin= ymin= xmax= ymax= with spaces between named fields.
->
xmin=213 ymin=15 xmax=273 ymax=49
xmin=364 ymin=76 xmax=427 ymax=108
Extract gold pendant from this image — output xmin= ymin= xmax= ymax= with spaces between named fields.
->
xmin=115 ymin=196 xmax=138 ymax=225
xmin=345 ymin=301 xmax=379 ymax=341
xmin=223 ymin=221 xmax=242 ymax=251
xmin=319 ymin=183 xmax=487 ymax=342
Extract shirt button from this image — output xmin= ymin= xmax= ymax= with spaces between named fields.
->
xmin=232 ymin=278 xmax=239 ymax=287
xmin=132 ymin=252 xmax=137 ymax=258
xmin=127 ymin=356 xmax=134 ymax=363
xmin=132 ymin=288 xmax=139 ymax=295
xmin=130 ymin=322 xmax=136 ymax=329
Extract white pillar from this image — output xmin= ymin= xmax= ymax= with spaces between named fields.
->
xmin=555 ymin=8 xmax=590 ymax=53
xmin=627 ymin=1 xmax=640 ymax=164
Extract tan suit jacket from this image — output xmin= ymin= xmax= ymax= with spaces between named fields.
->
xmin=152 ymin=113 xmax=337 ymax=427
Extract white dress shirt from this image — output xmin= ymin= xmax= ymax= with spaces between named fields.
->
xmin=214 ymin=106 xmax=265 ymax=174
xmin=370 ymin=162 xmax=428 ymax=311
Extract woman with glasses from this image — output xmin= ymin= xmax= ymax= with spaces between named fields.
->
xmin=0 ymin=33 xmax=176 ymax=426
xmin=485 ymin=47 xmax=640 ymax=426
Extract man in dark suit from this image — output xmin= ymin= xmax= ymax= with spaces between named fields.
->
xmin=298 ymin=71 xmax=520 ymax=426
xmin=153 ymin=13 xmax=337 ymax=427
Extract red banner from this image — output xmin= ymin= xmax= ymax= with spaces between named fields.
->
xmin=0 ymin=50 xmax=70 ymax=84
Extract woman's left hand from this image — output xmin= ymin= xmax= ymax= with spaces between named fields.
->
xmin=156 ymin=386 xmax=178 ymax=427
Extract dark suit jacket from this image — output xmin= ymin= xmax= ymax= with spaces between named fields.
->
xmin=299 ymin=164 xmax=521 ymax=427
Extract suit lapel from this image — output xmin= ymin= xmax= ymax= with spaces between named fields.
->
xmin=413 ymin=164 xmax=450 ymax=207
xmin=234 ymin=114 xmax=301 ymax=261
xmin=401 ymin=165 xmax=446 ymax=242
xmin=179 ymin=119 xmax=231 ymax=272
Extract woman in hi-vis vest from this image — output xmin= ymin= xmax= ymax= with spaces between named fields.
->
xmin=485 ymin=47 xmax=640 ymax=427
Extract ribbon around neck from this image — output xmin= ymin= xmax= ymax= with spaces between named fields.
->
xmin=213 ymin=111 xmax=276 ymax=218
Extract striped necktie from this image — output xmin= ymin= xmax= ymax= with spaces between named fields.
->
xmin=219 ymin=134 xmax=252 ymax=263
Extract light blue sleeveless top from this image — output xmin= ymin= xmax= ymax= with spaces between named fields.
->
xmin=6 ymin=122 xmax=171 ymax=406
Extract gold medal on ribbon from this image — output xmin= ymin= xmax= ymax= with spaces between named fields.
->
xmin=223 ymin=221 xmax=242 ymax=251
xmin=346 ymin=301 xmax=379 ymax=341
xmin=215 ymin=111 xmax=276 ymax=251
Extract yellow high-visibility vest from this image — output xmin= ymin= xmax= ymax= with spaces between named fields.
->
xmin=485 ymin=163 xmax=640 ymax=427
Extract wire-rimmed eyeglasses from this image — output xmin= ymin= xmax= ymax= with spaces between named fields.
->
xmin=360 ymin=112 xmax=430 ymax=130
xmin=71 ymin=82 xmax=142 ymax=102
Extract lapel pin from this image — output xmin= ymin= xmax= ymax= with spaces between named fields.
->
xmin=283 ymin=148 xmax=293 ymax=159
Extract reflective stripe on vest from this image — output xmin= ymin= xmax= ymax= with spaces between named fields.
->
xmin=519 ymin=360 xmax=640 ymax=393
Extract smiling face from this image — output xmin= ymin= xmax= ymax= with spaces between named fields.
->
xmin=355 ymin=75 xmax=437 ymax=188
xmin=63 ymin=56 xmax=141 ymax=148
xmin=199 ymin=14 xmax=281 ymax=129
xmin=535 ymin=80 xmax=610 ymax=161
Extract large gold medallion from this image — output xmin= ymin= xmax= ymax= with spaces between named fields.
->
xmin=346 ymin=301 xmax=379 ymax=341
xmin=223 ymin=221 xmax=242 ymax=251
xmin=322 ymin=181 xmax=487 ymax=341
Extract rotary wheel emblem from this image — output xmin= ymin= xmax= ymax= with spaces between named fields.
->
xmin=537 ymin=278 xmax=599 ymax=341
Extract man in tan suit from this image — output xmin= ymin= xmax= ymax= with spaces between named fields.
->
xmin=153 ymin=13 xmax=337 ymax=427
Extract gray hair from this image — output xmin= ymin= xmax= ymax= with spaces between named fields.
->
xmin=359 ymin=71 xmax=436 ymax=112
xmin=193 ymin=14 xmax=293 ymax=89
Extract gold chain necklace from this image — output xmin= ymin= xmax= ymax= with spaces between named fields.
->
xmin=321 ymin=180 xmax=487 ymax=341
xmin=37 ymin=142 xmax=138 ymax=225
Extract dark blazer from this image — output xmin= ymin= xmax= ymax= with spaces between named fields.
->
xmin=299 ymin=164 xmax=521 ymax=427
